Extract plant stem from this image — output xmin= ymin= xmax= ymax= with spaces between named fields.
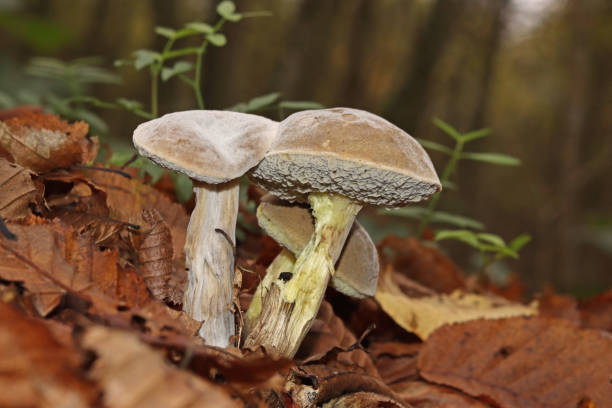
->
xmin=150 ymin=67 xmax=159 ymax=118
xmin=193 ymin=47 xmax=206 ymax=109
xmin=417 ymin=138 xmax=464 ymax=236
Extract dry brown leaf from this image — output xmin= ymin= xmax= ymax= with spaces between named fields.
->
xmin=368 ymin=342 xmax=421 ymax=385
xmin=287 ymin=364 xmax=405 ymax=407
xmin=378 ymin=236 xmax=465 ymax=293
xmin=0 ymin=302 xmax=98 ymax=408
xmin=81 ymin=326 xmax=238 ymax=408
xmin=322 ymin=391 xmax=407 ymax=407
xmin=0 ymin=113 xmax=97 ymax=173
xmin=391 ymin=381 xmax=492 ymax=408
xmin=418 ymin=317 xmax=612 ymax=408
xmin=375 ymin=265 xmax=537 ymax=339
xmin=579 ymin=288 xmax=612 ymax=332
xmin=296 ymin=300 xmax=379 ymax=377
xmin=537 ymin=288 xmax=581 ymax=324
xmin=0 ymin=158 xmax=42 ymax=221
xmin=138 ymin=209 xmax=173 ymax=300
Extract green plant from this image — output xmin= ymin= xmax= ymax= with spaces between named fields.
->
xmin=382 ymin=118 xmax=530 ymax=273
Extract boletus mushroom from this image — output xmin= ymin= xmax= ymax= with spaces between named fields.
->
xmin=133 ymin=110 xmax=277 ymax=347
xmin=245 ymin=107 xmax=441 ymax=357
xmin=245 ymin=194 xmax=379 ymax=332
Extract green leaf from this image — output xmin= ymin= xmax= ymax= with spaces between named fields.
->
xmin=161 ymin=61 xmax=193 ymax=81
xmin=480 ymin=244 xmax=518 ymax=258
xmin=116 ymin=98 xmax=144 ymax=111
xmin=217 ymin=1 xmax=236 ymax=17
xmin=431 ymin=211 xmax=485 ymax=230
xmin=185 ymin=22 xmax=214 ymax=34
xmin=114 ymin=59 xmax=133 ymax=68
xmin=207 ymin=33 xmax=227 ymax=47
xmin=155 ymin=26 xmax=176 ymax=39
xmin=435 ymin=229 xmax=481 ymax=249
xmin=432 ymin=117 xmax=462 ymax=141
xmin=441 ymin=179 xmax=458 ymax=191
xmin=476 ymin=233 xmax=506 ymax=247
xmin=460 ymin=152 xmax=521 ymax=166
xmin=132 ymin=50 xmax=160 ymax=70
xmin=278 ymin=101 xmax=325 ymax=110
xmin=417 ymin=138 xmax=454 ymax=155
xmin=509 ymin=234 xmax=531 ymax=252
xmin=461 ymin=128 xmax=490 ymax=143
xmin=227 ymin=92 xmax=280 ymax=112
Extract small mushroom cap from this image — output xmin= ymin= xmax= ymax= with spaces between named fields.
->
xmin=133 ymin=110 xmax=278 ymax=184
xmin=250 ymin=107 xmax=441 ymax=206
xmin=257 ymin=195 xmax=379 ymax=298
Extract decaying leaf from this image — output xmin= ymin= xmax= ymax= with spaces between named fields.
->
xmin=138 ymin=209 xmax=173 ymax=300
xmin=0 ymin=113 xmax=97 ymax=173
xmin=81 ymin=326 xmax=238 ymax=408
xmin=579 ymin=288 xmax=612 ymax=332
xmin=0 ymin=302 xmax=97 ymax=408
xmin=378 ymin=236 xmax=465 ymax=294
xmin=0 ymin=158 xmax=42 ymax=221
xmin=368 ymin=342 xmax=421 ymax=385
xmin=418 ymin=317 xmax=612 ymax=408
xmin=391 ymin=381 xmax=492 ymax=408
xmin=297 ymin=300 xmax=379 ymax=377
xmin=287 ymin=364 xmax=404 ymax=407
xmin=375 ymin=265 xmax=537 ymax=339
xmin=322 ymin=391 xmax=406 ymax=407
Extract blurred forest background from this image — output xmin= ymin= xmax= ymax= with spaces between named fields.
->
xmin=1 ymin=0 xmax=610 ymax=295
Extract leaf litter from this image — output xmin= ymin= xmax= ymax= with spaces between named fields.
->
xmin=0 ymin=111 xmax=610 ymax=407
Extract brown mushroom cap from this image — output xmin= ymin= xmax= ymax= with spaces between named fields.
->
xmin=133 ymin=110 xmax=277 ymax=184
xmin=250 ymin=107 xmax=441 ymax=206
xmin=257 ymin=195 xmax=379 ymax=298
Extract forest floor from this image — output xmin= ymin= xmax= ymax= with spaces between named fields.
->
xmin=0 ymin=111 xmax=611 ymax=407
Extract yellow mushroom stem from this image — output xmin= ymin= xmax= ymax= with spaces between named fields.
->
xmin=244 ymin=193 xmax=362 ymax=357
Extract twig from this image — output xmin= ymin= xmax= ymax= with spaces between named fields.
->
xmin=72 ymin=165 xmax=132 ymax=179
xmin=0 ymin=217 xmax=16 ymax=240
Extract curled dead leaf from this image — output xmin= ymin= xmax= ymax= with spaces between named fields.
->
xmin=418 ymin=317 xmax=612 ymax=408
xmin=138 ymin=209 xmax=173 ymax=300
xmin=0 ymin=113 xmax=97 ymax=173
xmin=0 ymin=158 xmax=42 ymax=221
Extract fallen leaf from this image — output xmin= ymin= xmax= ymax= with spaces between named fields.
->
xmin=391 ymin=381 xmax=492 ymax=408
xmin=297 ymin=300 xmax=379 ymax=377
xmin=0 ymin=113 xmax=97 ymax=173
xmin=418 ymin=317 xmax=612 ymax=408
xmin=375 ymin=265 xmax=537 ymax=339
xmin=368 ymin=342 xmax=421 ymax=385
xmin=0 ymin=158 xmax=42 ymax=221
xmin=0 ymin=302 xmax=97 ymax=408
xmin=579 ymin=288 xmax=612 ymax=332
xmin=137 ymin=209 xmax=173 ymax=301
xmin=81 ymin=325 xmax=239 ymax=408
xmin=322 ymin=391 xmax=406 ymax=407
xmin=537 ymin=288 xmax=581 ymax=324
xmin=287 ymin=364 xmax=404 ymax=407
xmin=378 ymin=236 xmax=465 ymax=294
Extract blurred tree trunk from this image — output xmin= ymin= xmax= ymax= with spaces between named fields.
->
xmin=470 ymin=0 xmax=509 ymax=129
xmin=383 ymin=0 xmax=463 ymax=132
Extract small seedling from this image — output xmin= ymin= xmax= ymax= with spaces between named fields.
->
xmin=383 ymin=118 xmax=530 ymax=273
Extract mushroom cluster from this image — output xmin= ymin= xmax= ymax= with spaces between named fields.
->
xmin=244 ymin=107 xmax=441 ymax=357
xmin=132 ymin=107 xmax=440 ymax=357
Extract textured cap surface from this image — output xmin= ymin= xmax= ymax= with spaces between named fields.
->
xmin=250 ymin=107 xmax=440 ymax=206
xmin=133 ymin=110 xmax=278 ymax=183
xmin=257 ymin=195 xmax=379 ymax=297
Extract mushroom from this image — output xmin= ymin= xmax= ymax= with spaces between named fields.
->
xmin=133 ymin=110 xmax=277 ymax=347
xmin=245 ymin=107 xmax=441 ymax=357
xmin=245 ymin=194 xmax=379 ymax=331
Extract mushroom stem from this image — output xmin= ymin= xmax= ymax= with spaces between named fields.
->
xmin=244 ymin=193 xmax=362 ymax=357
xmin=184 ymin=180 xmax=239 ymax=347
xmin=245 ymin=248 xmax=295 ymax=332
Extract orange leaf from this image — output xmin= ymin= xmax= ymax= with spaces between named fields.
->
xmin=418 ymin=317 xmax=612 ymax=407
